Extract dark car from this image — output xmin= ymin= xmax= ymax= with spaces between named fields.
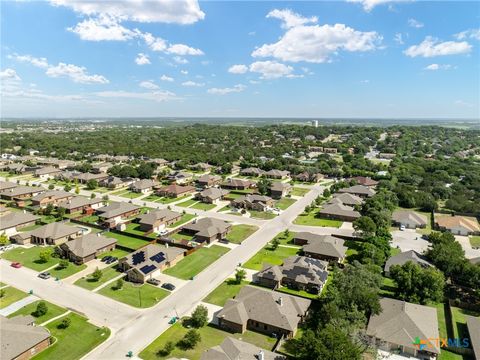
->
xmin=147 ymin=278 xmax=161 ymax=286
xmin=102 ymin=256 xmax=112 ymax=262
xmin=38 ymin=272 xmax=51 ymax=279
xmin=161 ymin=283 xmax=176 ymax=291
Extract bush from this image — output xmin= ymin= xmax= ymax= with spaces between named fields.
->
xmin=190 ymin=305 xmax=208 ymax=328
xmin=57 ymin=259 xmax=69 ymax=270
xmin=178 ymin=329 xmax=201 ymax=349
xmin=114 ymin=278 xmax=124 ymax=290
xmin=34 ymin=301 xmax=48 ymax=317
xmin=58 ymin=317 xmax=71 ymax=329
xmin=157 ymin=341 xmax=175 ymax=357
xmin=91 ymin=267 xmax=103 ymax=282
xmin=38 ymin=249 xmax=52 ymax=263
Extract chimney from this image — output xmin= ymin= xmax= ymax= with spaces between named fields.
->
xmin=257 ymin=350 xmax=265 ymax=360
xmin=277 ymin=297 xmax=283 ymax=306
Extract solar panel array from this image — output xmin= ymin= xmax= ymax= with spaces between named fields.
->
xmin=132 ymin=251 xmax=145 ymax=265
xmin=150 ymin=252 xmax=166 ymax=264
xmin=140 ymin=264 xmax=157 ymax=274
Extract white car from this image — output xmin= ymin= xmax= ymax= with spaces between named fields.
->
xmin=158 ymin=229 xmax=169 ymax=236
xmin=399 ymin=225 xmax=406 ymax=231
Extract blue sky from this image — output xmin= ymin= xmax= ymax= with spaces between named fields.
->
xmin=1 ymin=0 xmax=479 ymax=119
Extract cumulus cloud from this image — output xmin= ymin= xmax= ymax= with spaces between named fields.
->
xmin=266 ymin=9 xmax=317 ymax=29
xmin=454 ymin=28 xmax=480 ymax=41
xmin=0 ymin=68 xmax=21 ymax=81
xmin=182 ymin=80 xmax=204 ymax=87
xmin=228 ymin=64 xmax=248 ymax=74
xmin=180 ymin=70 xmax=189 ymax=75
xmin=404 ymin=36 xmax=472 ymax=57
xmin=394 ymin=33 xmax=404 ymax=45
xmin=166 ymin=44 xmax=204 ymax=56
xmin=68 ymin=15 xmax=135 ymax=41
xmin=96 ymin=90 xmax=177 ymax=102
xmin=346 ymin=0 xmax=410 ymax=12
xmin=173 ymin=56 xmax=189 ymax=64
xmin=139 ymin=80 xmax=159 ymax=89
xmin=160 ymin=75 xmax=174 ymax=82
xmin=207 ymin=84 xmax=246 ymax=95
xmin=249 ymin=61 xmax=293 ymax=79
xmin=10 ymin=54 xmax=48 ymax=68
xmin=135 ymin=53 xmax=151 ymax=65
xmin=424 ymin=64 xmax=452 ymax=71
xmin=407 ymin=18 xmax=424 ymax=28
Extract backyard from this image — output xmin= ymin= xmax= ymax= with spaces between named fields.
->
xmin=225 ymin=224 xmax=258 ymax=244
xmin=293 ymin=209 xmax=343 ymax=227
xmin=243 ymin=244 xmax=300 ymax=270
xmin=104 ymin=232 xmax=152 ymax=250
xmin=168 ymin=213 xmax=197 ymax=228
xmin=98 ymin=282 xmax=169 ymax=308
xmin=124 ymin=223 xmax=157 ymax=238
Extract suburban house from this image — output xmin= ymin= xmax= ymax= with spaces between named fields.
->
xmin=196 ymin=174 xmax=222 ymax=188
xmin=220 ymin=178 xmax=255 ymax=190
xmin=0 ymin=186 xmax=44 ymax=200
xmin=195 ymin=188 xmax=230 ymax=204
xmin=435 ymin=215 xmax=480 ymax=236
xmin=156 ymin=184 xmax=196 ymax=198
xmin=167 ymin=171 xmax=193 ymax=184
xmin=270 ymin=182 xmax=292 ymax=199
xmin=0 ymin=315 xmax=51 ymax=360
xmin=30 ymin=190 xmax=74 ymax=208
xmin=129 ymin=179 xmax=158 ymax=193
xmin=338 ymin=185 xmax=376 ymax=198
xmin=384 ymin=250 xmax=433 ymax=276
xmin=240 ymin=167 xmax=265 ymax=177
xmin=17 ymin=222 xmax=83 ymax=245
xmin=329 ymin=193 xmax=363 ymax=206
xmin=91 ymin=162 xmax=113 ymax=174
xmin=137 ymin=209 xmax=181 ymax=233
xmin=96 ymin=202 xmax=141 ymax=228
xmin=58 ymin=233 xmax=117 ymax=264
xmin=294 ymin=232 xmax=347 ymax=264
xmin=189 ymin=162 xmax=212 ymax=172
xmin=351 ymin=176 xmax=379 ymax=187
xmin=392 ymin=210 xmax=428 ymax=229
xmin=181 ymin=217 xmax=231 ymax=243
xmin=232 ymin=194 xmax=275 ymax=212
xmin=217 ymin=285 xmax=311 ymax=339
xmin=1 ymin=212 xmax=39 ymax=237
xmin=318 ymin=202 xmax=361 ymax=222
xmin=99 ymin=176 xmax=134 ymax=189
xmin=3 ymin=163 xmax=37 ymax=174
xmin=34 ymin=166 xmax=62 ymax=180
xmin=200 ymin=337 xmax=285 ymax=360
xmin=253 ymin=256 xmax=329 ymax=294
xmin=466 ymin=316 xmax=480 ymax=360
xmin=74 ymin=172 xmax=109 ymax=184
xmin=265 ymin=169 xmax=290 ymax=179
xmin=366 ymin=298 xmax=440 ymax=359
xmin=0 ymin=181 xmax=17 ymax=192
xmin=56 ymin=196 xmax=104 ymax=214
xmin=293 ymin=172 xmax=324 ymax=183
xmin=55 ymin=170 xmax=81 ymax=182
xmin=118 ymin=244 xmax=185 ymax=283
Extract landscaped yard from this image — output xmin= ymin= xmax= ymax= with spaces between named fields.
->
xmin=177 ymin=198 xmax=198 ymax=207
xmin=124 ymin=223 xmax=157 ymax=238
xmin=450 ymin=306 xmax=479 ymax=340
xmin=99 ymin=248 xmax=131 ymax=259
xmin=168 ymin=213 xmax=196 ymax=228
xmin=275 ymin=197 xmax=296 ymax=210
xmin=293 ymin=209 xmax=343 ymax=227
xmin=0 ymin=286 xmax=28 ymax=309
xmin=249 ymin=210 xmax=277 ymax=220
xmin=191 ymin=202 xmax=216 ymax=211
xmin=469 ymin=235 xmax=480 ymax=248
xmin=243 ymin=245 xmax=299 ymax=270
xmin=104 ymin=232 xmax=152 ymax=250
xmin=139 ymin=321 xmax=275 ymax=360
xmin=8 ymin=300 xmax=67 ymax=324
xmin=33 ymin=312 xmax=110 ymax=360
xmin=291 ymin=187 xmax=310 ymax=197
xmin=277 ymin=286 xmax=319 ymax=300
xmin=49 ymin=262 xmax=87 ymax=279
xmin=74 ymin=266 xmax=123 ymax=291
xmin=203 ymin=280 xmax=249 ymax=306
xmin=170 ymin=231 xmax=195 ymax=242
xmin=79 ymin=214 xmax=100 ymax=224
xmin=164 ymin=245 xmax=230 ymax=280
xmin=1 ymin=246 xmax=58 ymax=271
xmin=225 ymin=224 xmax=258 ymax=244
xmin=98 ymin=282 xmax=169 ymax=308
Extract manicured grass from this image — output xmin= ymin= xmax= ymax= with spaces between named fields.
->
xmin=171 ymin=231 xmax=195 ymax=242
xmin=144 ymin=194 xmax=164 ymax=202
xmin=271 ymin=231 xmax=299 ymax=246
xmin=379 ymin=277 xmax=397 ymax=298
xmin=119 ymin=191 xmax=144 ymax=199
xmin=99 ymin=248 xmax=131 ymax=259
xmin=168 ymin=213 xmax=196 ymax=228
xmin=110 ymin=189 xmax=129 ymax=196
xmin=8 ymin=300 xmax=67 ymax=324
xmin=139 ymin=321 xmax=275 ymax=360
xmin=390 ymin=247 xmax=402 ymax=256
xmin=225 ymin=225 xmax=258 ymax=244
xmin=275 ymin=197 xmax=296 ymax=210
xmin=203 ymin=280 xmax=249 ymax=306
xmin=249 ymin=210 xmax=277 ymax=220
xmin=438 ymin=350 xmax=463 ymax=360
xmin=164 ymin=245 xmax=230 ymax=280
xmin=104 ymin=232 xmax=151 ymax=250
xmin=19 ymin=224 xmax=43 ymax=232
xmin=1 ymin=246 xmax=58 ymax=271
xmin=433 ymin=302 xmax=449 ymax=339
xmin=176 ymin=198 xmax=198 ymax=207
xmin=451 ymin=306 xmax=479 ymax=340
xmin=0 ymin=286 xmax=29 ymax=309
xmin=277 ymin=286 xmax=319 ymax=300
xmin=291 ymin=187 xmax=310 ymax=197
xmin=243 ymin=245 xmax=299 ymax=271
xmin=157 ymin=196 xmax=188 ymax=204
xmin=79 ymin=214 xmax=99 ymax=224
xmin=469 ymin=235 xmax=480 ymax=248
xmin=293 ymin=210 xmax=343 ymax=227
xmin=191 ymin=202 xmax=216 ymax=211
xmin=74 ymin=266 xmax=123 ymax=291
xmin=98 ymin=282 xmax=169 ymax=308
xmin=124 ymin=223 xmax=157 ymax=239
xmin=218 ymin=205 xmax=231 ymax=212
xmin=33 ymin=312 xmax=110 ymax=360
xmin=49 ymin=262 xmax=87 ymax=279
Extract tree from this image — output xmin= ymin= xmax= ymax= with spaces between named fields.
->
xmin=0 ymin=289 xmax=5 ymax=298
xmin=158 ymin=341 xmax=175 ymax=357
xmin=257 ymin=178 xmax=272 ymax=195
xmin=86 ymin=179 xmax=98 ymax=190
xmin=353 ymin=216 xmax=376 ymax=238
xmin=0 ymin=233 xmax=9 ymax=246
xmin=115 ymin=278 xmax=124 ymax=290
xmin=58 ymin=317 xmax=71 ymax=329
xmin=179 ymin=329 xmax=201 ymax=349
xmin=57 ymin=259 xmax=69 ymax=270
xmin=48 ymin=184 xmax=55 ymax=190
xmin=235 ymin=268 xmax=246 ymax=284
xmin=323 ymin=188 xmax=331 ymax=198
xmin=102 ymin=195 xmax=109 ymax=201
xmin=56 ymin=207 xmax=66 ymax=219
xmin=64 ymin=184 xmax=72 ymax=192
xmin=90 ymin=192 xmax=96 ymax=199
xmin=91 ymin=267 xmax=103 ymax=282
xmin=284 ymin=229 xmax=290 ymax=238
xmin=271 ymin=236 xmax=280 ymax=250
xmin=38 ymin=249 xmax=52 ymax=263
xmin=75 ymin=184 xmax=80 ymax=194
xmin=44 ymin=203 xmax=54 ymax=216
xmin=190 ymin=305 xmax=208 ymax=328
xmin=426 ymin=233 xmax=464 ymax=278
xmin=34 ymin=301 xmax=48 ymax=317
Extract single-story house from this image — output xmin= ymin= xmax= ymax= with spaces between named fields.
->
xmin=167 ymin=171 xmax=193 ymax=184
xmin=118 ymin=244 xmax=185 ymax=283
xmin=129 ymin=179 xmax=158 ymax=194
xmin=138 ymin=209 xmax=181 ymax=233
xmin=329 ymin=193 xmax=363 ymax=207
xmin=99 ymin=176 xmax=134 ymax=189
xmin=1 ymin=212 xmax=40 ymax=237
xmin=0 ymin=315 xmax=51 ymax=360
xmin=0 ymin=181 xmax=17 ymax=192
xmin=96 ymin=202 xmax=141 ymax=228
xmin=220 ymin=178 xmax=255 ymax=190
xmin=0 ymin=186 xmax=45 ymax=200
xmin=34 ymin=166 xmax=62 ymax=180
xmin=22 ymin=222 xmax=83 ymax=246
xmin=338 ymin=185 xmax=376 ymax=198
xmin=293 ymin=172 xmax=324 ymax=183
xmin=156 ymin=184 xmax=196 ymax=198
xmin=240 ymin=167 xmax=265 ymax=177
xmin=30 ymin=190 xmax=74 ymax=208
xmin=294 ymin=232 xmax=347 ymax=264
xmin=196 ymin=174 xmax=222 ymax=188
xmin=217 ymin=285 xmax=311 ymax=339
xmin=4 ymin=163 xmax=38 ymax=174
xmin=435 ymin=215 xmax=480 ymax=236
xmin=366 ymin=298 xmax=440 ymax=359
xmin=232 ymin=194 xmax=275 ymax=212
xmin=384 ymin=250 xmax=433 ymax=276
xmin=195 ymin=188 xmax=230 ymax=204
xmin=189 ymin=162 xmax=212 ymax=172
xmin=253 ymin=256 xmax=329 ymax=294
xmin=351 ymin=176 xmax=379 ymax=187
xmin=91 ymin=162 xmax=113 ymax=174
xmin=318 ymin=203 xmax=361 ymax=222
xmin=56 ymin=196 xmax=104 ymax=214
xmin=200 ymin=337 xmax=285 ymax=360
xmin=181 ymin=217 xmax=231 ymax=243
xmin=392 ymin=210 xmax=428 ymax=229
xmin=58 ymin=233 xmax=117 ymax=264
xmin=74 ymin=172 xmax=109 ymax=184
xmin=265 ymin=169 xmax=290 ymax=179
xmin=270 ymin=182 xmax=291 ymax=199
xmin=466 ymin=316 xmax=480 ymax=360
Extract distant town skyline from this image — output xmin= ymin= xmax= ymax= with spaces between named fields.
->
xmin=1 ymin=0 xmax=479 ymax=119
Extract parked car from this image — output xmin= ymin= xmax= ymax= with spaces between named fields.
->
xmin=162 ymin=283 xmax=176 ymax=291
xmin=102 ymin=256 xmax=112 ymax=262
xmin=105 ymin=257 xmax=117 ymax=264
xmin=38 ymin=272 xmax=51 ymax=279
xmin=158 ymin=229 xmax=169 ymax=236
xmin=147 ymin=278 xmax=161 ymax=286
xmin=399 ymin=225 xmax=406 ymax=231
xmin=10 ymin=262 xmax=22 ymax=268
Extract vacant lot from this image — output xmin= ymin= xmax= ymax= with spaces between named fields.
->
xmin=0 ymin=286 xmax=28 ymax=309
xmin=225 ymin=224 xmax=258 ymax=244
xmin=203 ymin=280 xmax=249 ymax=306
xmin=99 ymin=282 xmax=169 ymax=308
xmin=243 ymin=245 xmax=299 ymax=270
xmin=293 ymin=210 xmax=343 ymax=227
xmin=164 ymin=245 xmax=229 ymax=280
xmin=8 ymin=300 xmax=67 ymax=324
xmin=2 ymin=246 xmax=58 ymax=271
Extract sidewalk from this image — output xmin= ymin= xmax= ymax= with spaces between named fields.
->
xmin=0 ymin=294 xmax=39 ymax=316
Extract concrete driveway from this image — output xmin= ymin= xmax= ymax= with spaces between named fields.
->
xmin=391 ymin=229 xmax=430 ymax=254
xmin=455 ymin=235 xmax=480 ymax=259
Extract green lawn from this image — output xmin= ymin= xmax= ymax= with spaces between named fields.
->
xmin=0 ymin=286 xmax=29 ymax=309
xmin=74 ymin=266 xmax=123 ymax=291
xmin=293 ymin=210 xmax=343 ymax=227
xmin=469 ymin=235 xmax=480 ymax=248
xmin=171 ymin=231 xmax=195 ymax=242
xmin=8 ymin=300 xmax=67 ymax=324
xmin=33 ymin=312 xmax=110 ymax=360
xmin=177 ymin=199 xmax=198 ymax=207
xmin=191 ymin=202 xmax=216 ymax=211
xmin=99 ymin=248 xmax=131 ymax=259
xmin=438 ymin=350 xmax=463 ymax=360
xmin=158 ymin=196 xmax=189 ymax=204
xmin=203 ymin=280 xmax=249 ymax=306
xmin=124 ymin=223 xmax=157 ymax=238
xmin=275 ymin=197 xmax=296 ymax=210
xmin=379 ymin=277 xmax=397 ymax=298
xmin=49 ymin=262 xmax=87 ymax=279
xmin=19 ymin=224 xmax=43 ymax=232
xmin=225 ymin=225 xmax=258 ymax=244
xmin=104 ymin=232 xmax=151 ymax=250
xmin=168 ymin=213 xmax=196 ymax=228
xmin=271 ymin=231 xmax=299 ymax=247
xmin=433 ymin=302 xmax=449 ymax=339
xmin=164 ymin=245 xmax=230 ymax=280
xmin=218 ymin=205 xmax=231 ymax=212
xmin=243 ymin=245 xmax=299 ymax=270
xmin=249 ymin=210 xmax=277 ymax=220
xmin=139 ymin=321 xmax=275 ymax=360
xmin=276 ymin=286 xmax=319 ymax=300
xmin=451 ymin=306 xmax=479 ymax=340
xmin=79 ymin=214 xmax=99 ymax=224
xmin=291 ymin=187 xmax=310 ymax=197
xmin=98 ymin=282 xmax=169 ymax=308
xmin=1 ymin=246 xmax=59 ymax=271
xmin=119 ymin=191 xmax=144 ymax=199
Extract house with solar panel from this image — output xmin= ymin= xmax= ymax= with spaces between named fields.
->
xmin=118 ymin=244 xmax=185 ymax=283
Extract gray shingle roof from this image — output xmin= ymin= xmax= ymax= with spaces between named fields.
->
xmin=138 ymin=209 xmax=181 ymax=226
xmin=200 ymin=337 xmax=285 ymax=360
xmin=300 ymin=234 xmax=347 ymax=259
xmin=29 ymin=223 xmax=82 ymax=240
xmin=0 ymin=212 xmax=40 ymax=230
xmin=392 ymin=210 xmax=428 ymax=227
xmin=96 ymin=202 xmax=140 ymax=219
xmin=318 ymin=203 xmax=361 ymax=219
xmin=57 ymin=196 xmax=103 ymax=210
xmin=338 ymin=185 xmax=376 ymax=197
xmin=466 ymin=316 xmax=480 ymax=359
xmin=62 ymin=233 xmax=117 ymax=257
xmin=384 ymin=250 xmax=433 ymax=273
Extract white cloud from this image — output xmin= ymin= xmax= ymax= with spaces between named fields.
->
xmin=50 ymin=0 xmax=205 ymax=25
xmin=228 ymin=64 xmax=248 ymax=74
xmin=424 ymin=64 xmax=452 ymax=71
xmin=407 ymin=18 xmax=424 ymax=28
xmin=180 ymin=70 xmax=189 ymax=75
xmin=454 ymin=100 xmax=473 ymax=108
xmin=139 ymin=80 xmax=159 ymax=89
xmin=135 ymin=53 xmax=151 ymax=65
xmin=266 ymin=9 xmax=317 ymax=29
xmin=394 ymin=33 xmax=404 ymax=44
xmin=173 ymin=56 xmax=189 ymax=64
xmin=404 ymin=36 xmax=472 ymax=57
xmin=207 ymin=84 xmax=246 ymax=95
xmin=252 ymin=22 xmax=381 ymax=63
xmin=67 ymin=15 xmax=135 ymax=41
xmin=454 ymin=28 xmax=480 ymax=41
xmin=0 ymin=68 xmax=21 ymax=81
xmin=160 ymin=75 xmax=174 ymax=82
xmin=142 ymin=32 xmax=167 ymax=52
xmin=346 ymin=0 xmax=410 ymax=12
xmin=249 ymin=61 xmax=293 ymax=79
xmin=181 ymin=80 xmax=204 ymax=87
xmin=166 ymin=44 xmax=204 ymax=56
xmin=2 ymin=89 xmax=85 ymax=102
xmin=10 ymin=54 xmax=48 ymax=68
xmin=96 ymin=90 xmax=177 ymax=102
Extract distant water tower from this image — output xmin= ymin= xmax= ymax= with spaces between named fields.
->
xmin=311 ymin=120 xmax=318 ymax=128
